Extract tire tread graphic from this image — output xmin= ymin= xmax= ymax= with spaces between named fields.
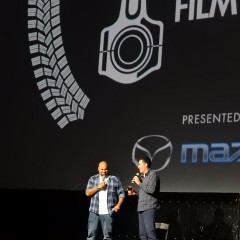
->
xmin=28 ymin=0 xmax=90 ymax=129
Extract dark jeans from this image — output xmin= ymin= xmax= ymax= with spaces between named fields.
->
xmin=138 ymin=208 xmax=157 ymax=240
xmin=87 ymin=212 xmax=114 ymax=240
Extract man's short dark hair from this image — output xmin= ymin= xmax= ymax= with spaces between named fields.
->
xmin=138 ymin=156 xmax=152 ymax=168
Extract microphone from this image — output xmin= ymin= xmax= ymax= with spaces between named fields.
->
xmin=101 ymin=175 xmax=108 ymax=190
xmin=128 ymin=173 xmax=140 ymax=194
xmin=129 ymin=173 xmax=141 ymax=187
xmin=132 ymin=173 xmax=141 ymax=183
xmin=102 ymin=175 xmax=106 ymax=182
xmin=135 ymin=173 xmax=141 ymax=179
xmin=102 ymin=175 xmax=109 ymax=184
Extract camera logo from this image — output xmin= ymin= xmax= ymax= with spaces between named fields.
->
xmin=132 ymin=135 xmax=173 ymax=171
xmin=99 ymin=0 xmax=164 ymax=84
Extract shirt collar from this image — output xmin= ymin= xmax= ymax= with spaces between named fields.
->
xmin=144 ymin=169 xmax=151 ymax=177
xmin=99 ymin=175 xmax=109 ymax=181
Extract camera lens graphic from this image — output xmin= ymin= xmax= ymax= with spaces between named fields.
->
xmin=118 ymin=35 xmax=143 ymax=65
xmin=110 ymin=26 xmax=153 ymax=73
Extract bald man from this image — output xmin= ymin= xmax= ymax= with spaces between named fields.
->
xmin=85 ymin=161 xmax=125 ymax=240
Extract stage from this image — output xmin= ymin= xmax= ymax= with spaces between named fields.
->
xmin=1 ymin=190 xmax=239 ymax=240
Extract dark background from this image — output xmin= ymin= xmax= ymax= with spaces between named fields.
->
xmin=1 ymin=189 xmax=239 ymax=240
xmin=1 ymin=0 xmax=240 ymax=193
xmin=1 ymin=1 xmax=240 ymax=239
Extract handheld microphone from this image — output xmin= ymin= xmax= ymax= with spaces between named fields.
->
xmin=128 ymin=173 xmax=140 ymax=194
xmin=101 ymin=175 xmax=108 ymax=190
xmin=135 ymin=173 xmax=141 ymax=181
xmin=135 ymin=173 xmax=141 ymax=179
xmin=102 ymin=175 xmax=109 ymax=184
xmin=131 ymin=173 xmax=141 ymax=184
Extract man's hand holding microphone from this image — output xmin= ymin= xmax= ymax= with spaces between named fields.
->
xmin=97 ymin=176 xmax=107 ymax=191
xmin=132 ymin=173 xmax=141 ymax=185
xmin=128 ymin=173 xmax=141 ymax=196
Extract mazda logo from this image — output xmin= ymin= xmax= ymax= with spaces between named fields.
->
xmin=132 ymin=135 xmax=173 ymax=171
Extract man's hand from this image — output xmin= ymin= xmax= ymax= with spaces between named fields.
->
xmin=127 ymin=190 xmax=137 ymax=196
xmin=98 ymin=181 xmax=107 ymax=190
xmin=132 ymin=176 xmax=141 ymax=185
xmin=114 ymin=205 xmax=121 ymax=212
